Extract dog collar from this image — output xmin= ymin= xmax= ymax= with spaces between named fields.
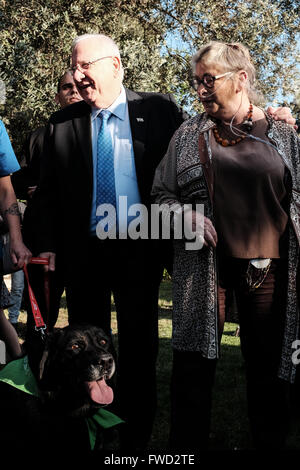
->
xmin=0 ymin=356 xmax=124 ymax=450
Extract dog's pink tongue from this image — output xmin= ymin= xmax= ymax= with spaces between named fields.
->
xmin=85 ymin=379 xmax=113 ymax=405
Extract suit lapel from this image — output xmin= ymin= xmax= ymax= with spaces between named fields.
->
xmin=72 ymin=103 xmax=93 ymax=183
xmin=126 ymin=88 xmax=147 ymax=187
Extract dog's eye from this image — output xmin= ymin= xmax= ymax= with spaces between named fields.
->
xmin=71 ymin=344 xmax=80 ymax=350
xmin=99 ymin=339 xmax=106 ymax=346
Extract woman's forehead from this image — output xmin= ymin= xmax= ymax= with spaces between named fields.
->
xmin=195 ymin=61 xmax=224 ymax=75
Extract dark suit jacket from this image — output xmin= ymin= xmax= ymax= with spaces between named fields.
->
xmin=11 ymin=126 xmax=46 ymax=200
xmin=32 ymin=88 xmax=186 ymax=277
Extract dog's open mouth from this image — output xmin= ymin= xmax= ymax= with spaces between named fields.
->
xmin=85 ymin=378 xmax=113 ymax=405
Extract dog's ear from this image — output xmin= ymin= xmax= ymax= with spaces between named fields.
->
xmin=38 ymin=329 xmax=64 ymax=388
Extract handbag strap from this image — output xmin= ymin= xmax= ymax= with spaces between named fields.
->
xmin=198 ymin=133 xmax=214 ymax=202
xmin=23 ymin=257 xmax=50 ymax=338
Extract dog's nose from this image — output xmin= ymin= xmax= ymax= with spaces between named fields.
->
xmin=99 ymin=354 xmax=114 ymax=368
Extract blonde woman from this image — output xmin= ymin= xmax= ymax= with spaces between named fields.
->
xmin=153 ymin=42 xmax=299 ymax=450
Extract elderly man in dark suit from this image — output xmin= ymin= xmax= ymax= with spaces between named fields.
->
xmin=34 ymin=33 xmax=185 ymax=450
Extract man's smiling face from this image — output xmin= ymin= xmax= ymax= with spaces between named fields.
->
xmin=71 ymin=37 xmax=122 ymax=109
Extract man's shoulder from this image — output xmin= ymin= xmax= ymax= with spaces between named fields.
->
xmin=29 ymin=126 xmax=47 ymax=140
xmin=49 ymin=100 xmax=90 ymax=124
xmin=127 ymin=88 xmax=175 ymax=104
xmin=25 ymin=126 xmax=47 ymax=154
xmin=126 ymin=88 xmax=187 ymax=122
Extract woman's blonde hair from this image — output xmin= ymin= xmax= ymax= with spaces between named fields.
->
xmin=192 ymin=41 xmax=262 ymax=103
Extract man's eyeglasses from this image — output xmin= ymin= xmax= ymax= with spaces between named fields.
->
xmin=71 ymin=56 xmax=112 ymax=74
xmin=191 ymin=71 xmax=233 ymax=91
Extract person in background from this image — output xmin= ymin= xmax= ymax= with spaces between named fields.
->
xmin=13 ymin=70 xmax=82 ymax=201
xmin=152 ymin=41 xmax=299 ymax=450
xmin=0 ymin=120 xmax=31 ymax=359
xmin=6 ymin=202 xmax=26 ymax=333
xmin=7 ymin=262 xmax=25 ymax=332
xmin=19 ymin=71 xmax=82 ymax=337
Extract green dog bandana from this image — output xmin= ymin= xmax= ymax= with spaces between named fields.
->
xmin=0 ymin=356 xmax=124 ymax=450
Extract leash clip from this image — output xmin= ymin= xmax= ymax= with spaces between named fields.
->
xmin=34 ymin=325 xmax=47 ymax=340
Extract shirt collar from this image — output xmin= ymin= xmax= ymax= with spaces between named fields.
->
xmin=91 ymin=86 xmax=127 ymax=122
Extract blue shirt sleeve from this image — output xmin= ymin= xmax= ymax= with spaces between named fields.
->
xmin=0 ymin=120 xmax=20 ymax=177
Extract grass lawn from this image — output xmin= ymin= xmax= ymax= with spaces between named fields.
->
xmin=5 ymin=278 xmax=300 ymax=451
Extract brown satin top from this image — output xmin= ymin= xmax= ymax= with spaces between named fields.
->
xmin=212 ymin=117 xmax=288 ymax=259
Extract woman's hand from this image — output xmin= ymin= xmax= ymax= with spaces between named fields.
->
xmin=203 ymin=215 xmax=218 ymax=248
xmin=9 ymin=238 xmax=32 ymax=269
xmin=190 ymin=211 xmax=218 ymax=248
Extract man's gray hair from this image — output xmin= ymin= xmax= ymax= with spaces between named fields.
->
xmin=72 ymin=33 xmax=124 ymax=81
xmin=72 ymin=34 xmax=120 ymax=57
xmin=72 ymin=34 xmax=124 ymax=80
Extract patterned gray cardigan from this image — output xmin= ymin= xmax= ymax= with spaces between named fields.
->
xmin=152 ymin=112 xmax=300 ymax=383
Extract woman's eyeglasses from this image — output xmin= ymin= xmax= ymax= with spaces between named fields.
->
xmin=191 ymin=71 xmax=233 ymax=91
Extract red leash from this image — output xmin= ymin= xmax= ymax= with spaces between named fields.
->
xmin=23 ymin=257 xmax=50 ymax=338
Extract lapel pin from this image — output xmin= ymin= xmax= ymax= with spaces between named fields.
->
xmin=136 ymin=118 xmax=144 ymax=122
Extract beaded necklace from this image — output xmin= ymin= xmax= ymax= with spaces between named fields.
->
xmin=213 ymin=103 xmax=253 ymax=146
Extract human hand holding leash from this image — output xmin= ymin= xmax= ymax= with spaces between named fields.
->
xmin=9 ymin=237 xmax=32 ymax=269
xmin=37 ymin=252 xmax=56 ymax=271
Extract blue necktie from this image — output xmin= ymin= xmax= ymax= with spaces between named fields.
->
xmin=96 ymin=110 xmax=116 ymax=230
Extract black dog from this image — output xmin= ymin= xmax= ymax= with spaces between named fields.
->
xmin=0 ymin=324 xmax=120 ymax=455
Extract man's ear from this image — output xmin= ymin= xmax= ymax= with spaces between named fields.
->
xmin=55 ymin=93 xmax=60 ymax=106
xmin=112 ymin=56 xmax=121 ymax=77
